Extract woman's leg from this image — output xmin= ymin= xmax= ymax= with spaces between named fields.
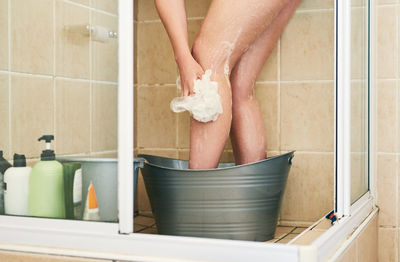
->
xmin=189 ymin=0 xmax=290 ymax=169
xmin=230 ymin=0 xmax=302 ymax=165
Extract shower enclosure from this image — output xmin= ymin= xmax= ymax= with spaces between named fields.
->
xmin=0 ymin=0 xmax=374 ymax=261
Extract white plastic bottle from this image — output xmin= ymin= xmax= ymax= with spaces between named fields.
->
xmin=4 ymin=154 xmax=32 ymax=216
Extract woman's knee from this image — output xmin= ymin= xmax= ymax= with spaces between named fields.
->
xmin=192 ymin=34 xmax=232 ymax=75
xmin=230 ymin=69 xmax=257 ymax=103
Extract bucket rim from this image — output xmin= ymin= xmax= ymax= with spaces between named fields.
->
xmin=138 ymin=151 xmax=295 ymax=172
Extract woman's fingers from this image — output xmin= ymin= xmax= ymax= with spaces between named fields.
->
xmin=177 ymin=55 xmax=205 ymax=97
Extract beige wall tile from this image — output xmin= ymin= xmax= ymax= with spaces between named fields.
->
xmin=377 ymin=155 xmax=397 ymax=226
xmin=280 ymin=82 xmax=334 ymax=152
xmin=136 ymin=0 xmax=157 ymax=21
xmin=280 ymin=153 xmax=334 ymax=222
xmin=398 ymin=155 xmax=400 ymax=226
xmin=0 ymin=250 xmax=110 ymax=262
xmin=92 ymin=0 xmax=118 ymax=15
xmin=136 ymin=0 xmax=211 ymax=21
xmin=224 ymin=136 xmax=233 ymax=150
xmin=377 ymin=6 xmax=397 ymax=78
xmin=255 ymin=45 xmax=278 ymax=82
xmin=220 ymin=150 xmax=234 ymax=163
xmin=137 ymin=85 xmax=177 ymax=148
xmin=185 ymin=0 xmax=212 ymax=18
xmin=357 ymin=214 xmax=378 ymax=262
xmin=56 ymin=1 xmax=90 ymax=79
xmin=92 ymin=83 xmax=117 ymax=151
xmin=351 ymin=153 xmax=368 ymax=203
xmin=137 ymin=22 xmax=177 ymax=85
xmin=178 ymin=149 xmax=189 ymax=160
xmin=298 ymin=0 xmax=334 ymax=10
xmin=255 ymin=83 xmax=279 ymax=151
xmin=377 ymin=81 xmax=398 ymax=153
xmin=55 ymin=79 xmax=90 ymax=155
xmin=188 ymin=19 xmax=202 ymax=48
xmin=137 ymin=148 xmax=178 ymax=159
xmin=351 ymin=0 xmax=368 ymax=7
xmin=379 ymin=228 xmax=396 ymax=262
xmin=11 ymin=0 xmax=53 ymax=74
xmin=0 ymin=0 xmax=8 ymax=70
xmin=0 ymin=73 xmax=9 ymax=160
xmin=378 ymin=0 xmax=398 ymax=4
xmin=91 ymin=12 xmax=118 ymax=82
xmin=351 ymin=81 xmax=368 ymax=152
xmin=89 ymin=151 xmax=117 ymax=158
xmin=280 ymin=10 xmax=334 ymax=81
xmin=70 ymin=0 xmax=89 ymax=6
xmin=351 ymin=7 xmax=368 ymax=80
xmin=335 ymin=241 xmax=357 ymax=262
xmin=11 ymin=75 xmax=53 ymax=158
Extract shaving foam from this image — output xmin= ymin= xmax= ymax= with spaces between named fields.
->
xmin=82 ymin=181 xmax=100 ymax=221
xmin=170 ymin=70 xmax=223 ymax=123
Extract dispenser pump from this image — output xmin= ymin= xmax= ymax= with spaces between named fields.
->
xmin=13 ymin=154 xmax=26 ymax=167
xmin=0 ymin=150 xmax=12 ymax=174
xmin=38 ymin=135 xmax=55 ymax=161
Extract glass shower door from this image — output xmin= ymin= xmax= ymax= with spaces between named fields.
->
xmin=350 ymin=0 xmax=369 ymax=204
xmin=336 ymin=0 xmax=370 ymax=216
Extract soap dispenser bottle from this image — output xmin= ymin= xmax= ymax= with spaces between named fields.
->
xmin=4 ymin=154 xmax=32 ymax=216
xmin=0 ymin=151 xmax=12 ymax=215
xmin=29 ymin=135 xmax=65 ymax=218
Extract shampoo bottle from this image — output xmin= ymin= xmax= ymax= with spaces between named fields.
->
xmin=4 ymin=154 xmax=32 ymax=216
xmin=29 ymin=135 xmax=65 ymax=218
xmin=0 ymin=151 xmax=12 ymax=215
xmin=62 ymin=162 xmax=82 ymax=219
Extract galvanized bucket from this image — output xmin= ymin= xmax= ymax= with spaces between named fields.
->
xmin=138 ymin=151 xmax=294 ymax=241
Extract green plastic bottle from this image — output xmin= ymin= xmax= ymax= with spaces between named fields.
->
xmin=29 ymin=135 xmax=65 ymax=218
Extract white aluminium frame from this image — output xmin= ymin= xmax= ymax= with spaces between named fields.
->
xmin=118 ymin=0 xmax=134 ymax=234
xmin=0 ymin=0 xmax=376 ymax=261
xmin=335 ymin=0 xmax=352 ymax=218
xmin=312 ymin=0 xmax=376 ymax=260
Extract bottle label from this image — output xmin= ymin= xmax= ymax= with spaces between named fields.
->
xmin=73 ymin=169 xmax=82 ymax=218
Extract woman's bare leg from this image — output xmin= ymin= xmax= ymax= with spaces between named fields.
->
xmin=230 ymin=0 xmax=302 ymax=165
xmin=189 ymin=0 xmax=290 ymax=169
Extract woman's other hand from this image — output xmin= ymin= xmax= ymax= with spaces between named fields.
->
xmin=177 ymin=54 xmax=204 ymax=97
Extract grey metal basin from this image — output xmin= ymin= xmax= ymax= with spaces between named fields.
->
xmin=138 ymin=151 xmax=294 ymax=241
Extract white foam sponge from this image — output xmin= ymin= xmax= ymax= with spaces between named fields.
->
xmin=170 ymin=70 xmax=223 ymax=123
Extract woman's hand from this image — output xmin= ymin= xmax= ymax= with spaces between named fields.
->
xmin=177 ymin=54 xmax=204 ymax=97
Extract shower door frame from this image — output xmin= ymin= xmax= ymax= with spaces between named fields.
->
xmin=0 ymin=0 xmax=376 ymax=261
xmin=334 ymin=0 xmax=375 ymax=218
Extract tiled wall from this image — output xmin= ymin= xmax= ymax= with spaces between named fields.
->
xmin=134 ymin=0 xmax=335 ymax=225
xmin=0 ymin=0 xmax=119 ymax=164
xmin=335 ymin=212 xmax=378 ymax=262
xmin=376 ymin=0 xmax=400 ymax=261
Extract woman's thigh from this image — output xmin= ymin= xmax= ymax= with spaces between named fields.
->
xmin=192 ymin=0 xmax=289 ymax=76
xmin=230 ymin=0 xmax=302 ymax=98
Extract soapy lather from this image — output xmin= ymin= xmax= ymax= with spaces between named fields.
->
xmin=170 ymin=70 xmax=223 ymax=123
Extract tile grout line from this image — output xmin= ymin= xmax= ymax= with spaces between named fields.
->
xmin=89 ymin=1 xmax=93 ymax=155
xmin=0 ymin=70 xmax=117 ymax=85
xmin=53 ymin=0 xmax=57 ymax=152
xmin=7 ymin=0 xmax=11 ymax=159
xmin=277 ymin=38 xmax=281 ymax=156
xmin=136 ymin=8 xmax=336 ymax=24
xmin=274 ymin=227 xmax=298 ymax=243
xmin=134 ymin=80 xmax=335 ymax=89
xmin=396 ymin=5 xmax=399 ymax=262
xmin=63 ymin=0 xmax=117 ymax=18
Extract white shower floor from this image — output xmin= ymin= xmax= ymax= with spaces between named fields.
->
xmin=134 ymin=212 xmax=307 ymax=244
